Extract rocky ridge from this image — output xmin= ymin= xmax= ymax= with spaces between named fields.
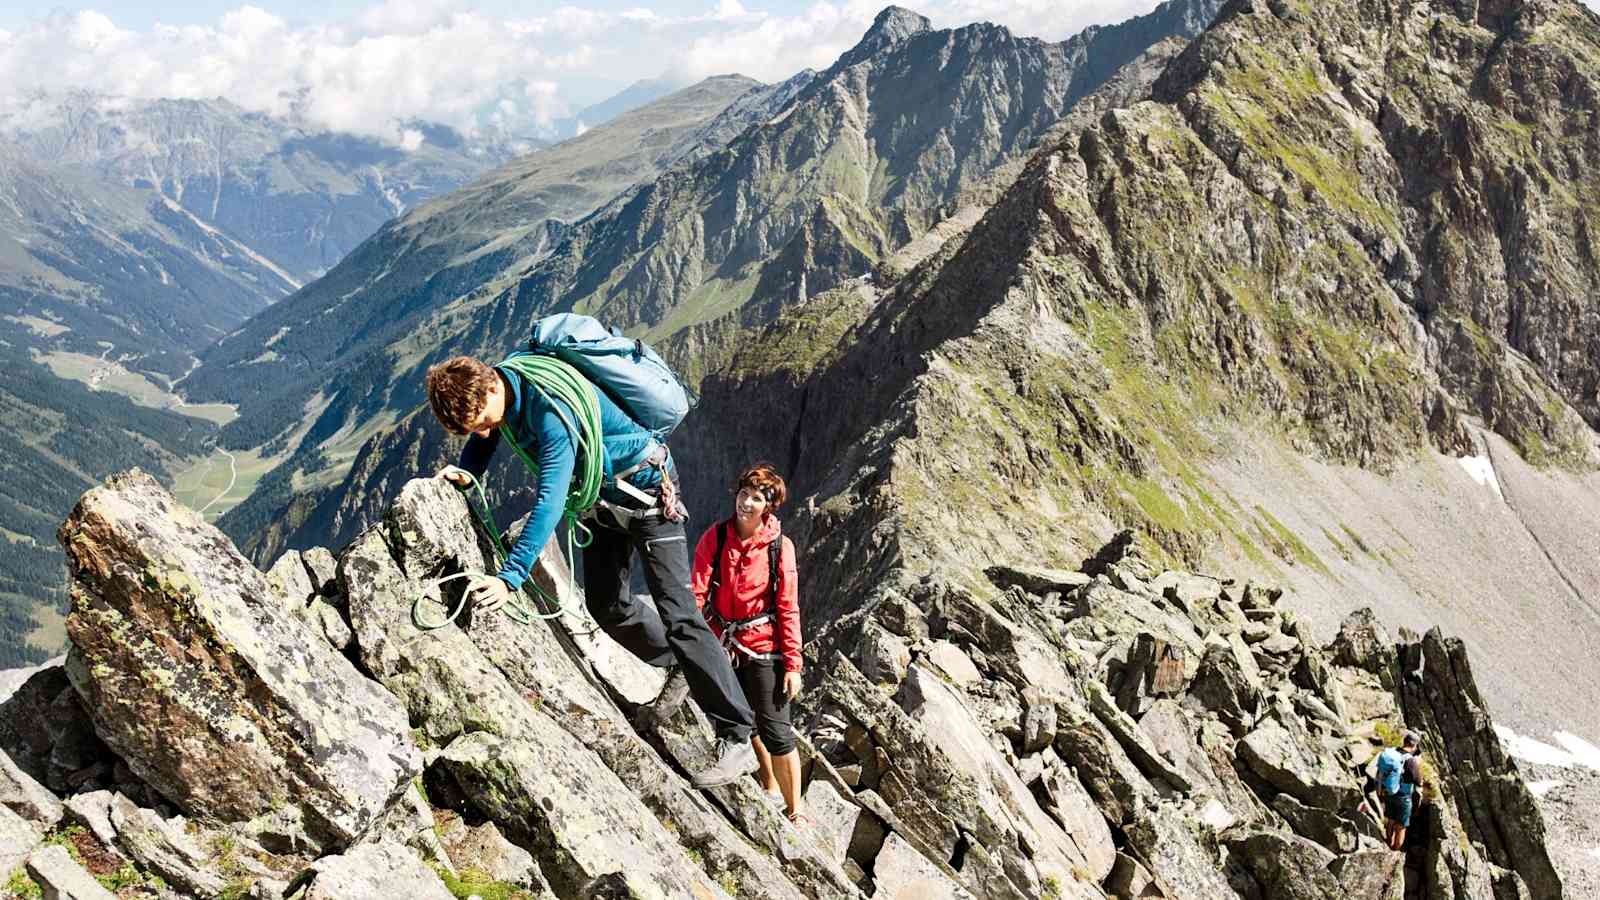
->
xmin=0 ymin=471 xmax=1561 ymax=899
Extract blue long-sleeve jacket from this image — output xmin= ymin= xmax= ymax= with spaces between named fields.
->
xmin=458 ymin=352 xmax=662 ymax=590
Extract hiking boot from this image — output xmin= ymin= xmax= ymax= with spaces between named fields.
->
xmin=634 ymin=666 xmax=690 ymax=733
xmin=691 ymin=738 xmax=757 ymax=788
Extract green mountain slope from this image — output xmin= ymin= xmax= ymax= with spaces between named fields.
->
xmin=0 ymin=97 xmax=519 ymax=664
xmin=185 ymin=0 xmax=1229 ymax=562
xmin=676 ymin=0 xmax=1600 ymax=738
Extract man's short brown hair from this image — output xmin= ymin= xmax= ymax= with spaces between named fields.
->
xmin=734 ymin=462 xmax=787 ymax=509
xmin=426 ymin=356 xmax=498 ymax=434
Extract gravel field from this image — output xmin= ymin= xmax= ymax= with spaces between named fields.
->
xmin=1202 ymin=427 xmax=1600 ymax=894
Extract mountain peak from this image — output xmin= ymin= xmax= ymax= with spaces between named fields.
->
xmin=831 ymin=6 xmax=932 ymax=71
xmin=867 ymin=5 xmax=931 ymax=43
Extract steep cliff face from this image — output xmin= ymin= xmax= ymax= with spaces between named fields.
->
xmin=675 ymin=0 xmax=1600 ymax=744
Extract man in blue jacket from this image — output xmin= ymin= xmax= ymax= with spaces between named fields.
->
xmin=425 ymin=354 xmax=758 ymax=787
xmin=1375 ymin=730 xmax=1422 ymax=849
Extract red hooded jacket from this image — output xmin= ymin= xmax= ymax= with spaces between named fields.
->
xmin=690 ymin=515 xmax=802 ymax=673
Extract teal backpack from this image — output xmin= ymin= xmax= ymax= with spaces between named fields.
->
xmin=526 ymin=313 xmax=692 ymax=439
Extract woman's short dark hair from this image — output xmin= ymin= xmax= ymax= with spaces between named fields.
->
xmin=734 ymin=462 xmax=787 ymax=509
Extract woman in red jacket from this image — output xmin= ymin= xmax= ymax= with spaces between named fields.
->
xmin=691 ymin=463 xmax=805 ymax=821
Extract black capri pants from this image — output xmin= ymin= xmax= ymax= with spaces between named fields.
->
xmin=736 ymin=657 xmax=795 ymax=756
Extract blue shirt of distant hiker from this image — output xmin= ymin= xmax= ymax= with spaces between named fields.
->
xmin=457 ymin=351 xmax=663 ymax=591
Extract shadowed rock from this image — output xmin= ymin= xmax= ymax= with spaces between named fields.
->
xmin=1398 ymin=628 xmax=1562 ymax=900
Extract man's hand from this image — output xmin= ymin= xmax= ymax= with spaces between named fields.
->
xmin=468 ymin=575 xmax=513 ymax=613
xmin=437 ymin=465 xmax=471 ymax=489
xmin=783 ymin=671 xmax=802 ymax=700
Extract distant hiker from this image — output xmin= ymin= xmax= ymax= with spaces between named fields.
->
xmin=691 ymin=463 xmax=806 ymax=822
xmin=1376 ymin=730 xmax=1423 ymax=850
xmin=424 ymin=318 xmax=759 ymax=789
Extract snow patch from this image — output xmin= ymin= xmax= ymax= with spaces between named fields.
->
xmin=1526 ymin=779 xmax=1562 ymax=797
xmin=1496 ymin=725 xmax=1582 ymax=767
xmin=1458 ymin=454 xmax=1504 ymax=498
xmin=1553 ymin=732 xmax=1600 ymax=771
xmin=1498 ymin=725 xmax=1600 ymax=771
xmin=398 ymin=128 xmax=424 ymax=152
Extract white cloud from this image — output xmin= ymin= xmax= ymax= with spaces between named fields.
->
xmin=0 ymin=0 xmax=1170 ymax=143
xmin=667 ymin=0 xmax=1169 ymax=84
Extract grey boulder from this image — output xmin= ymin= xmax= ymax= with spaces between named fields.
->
xmin=57 ymin=470 xmax=419 ymax=852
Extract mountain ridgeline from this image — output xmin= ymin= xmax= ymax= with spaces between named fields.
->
xmin=0 ymin=94 xmax=524 ymax=368
xmin=182 ymin=0 xmax=1230 ymax=562
xmin=675 ymin=0 xmax=1600 ymax=741
xmin=0 ymin=96 xmax=527 ymax=665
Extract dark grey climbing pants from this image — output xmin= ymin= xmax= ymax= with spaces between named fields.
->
xmin=582 ymin=505 xmax=755 ymax=742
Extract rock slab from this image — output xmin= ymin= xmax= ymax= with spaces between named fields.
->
xmin=57 ymin=470 xmax=419 ymax=851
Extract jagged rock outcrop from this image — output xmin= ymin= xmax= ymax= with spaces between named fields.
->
xmin=55 ymin=470 xmax=419 ymax=852
xmin=0 ymin=465 xmax=1566 ymax=899
xmin=800 ymin=526 xmax=1562 ymax=899
xmin=1396 ymin=628 xmax=1561 ymax=900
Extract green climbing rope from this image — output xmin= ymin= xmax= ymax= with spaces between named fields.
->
xmin=496 ymin=352 xmax=605 ymax=523
xmin=412 ymin=471 xmax=588 ymax=630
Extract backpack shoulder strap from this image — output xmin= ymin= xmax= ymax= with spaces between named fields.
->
xmin=767 ymin=525 xmax=783 ymax=612
xmin=707 ymin=520 xmax=730 ymax=609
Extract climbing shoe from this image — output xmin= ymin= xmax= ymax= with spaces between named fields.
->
xmin=691 ymin=738 xmax=757 ymax=788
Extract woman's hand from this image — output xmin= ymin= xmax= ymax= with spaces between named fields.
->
xmin=783 ymin=671 xmax=802 ymax=700
xmin=437 ymin=465 xmax=471 ymax=489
